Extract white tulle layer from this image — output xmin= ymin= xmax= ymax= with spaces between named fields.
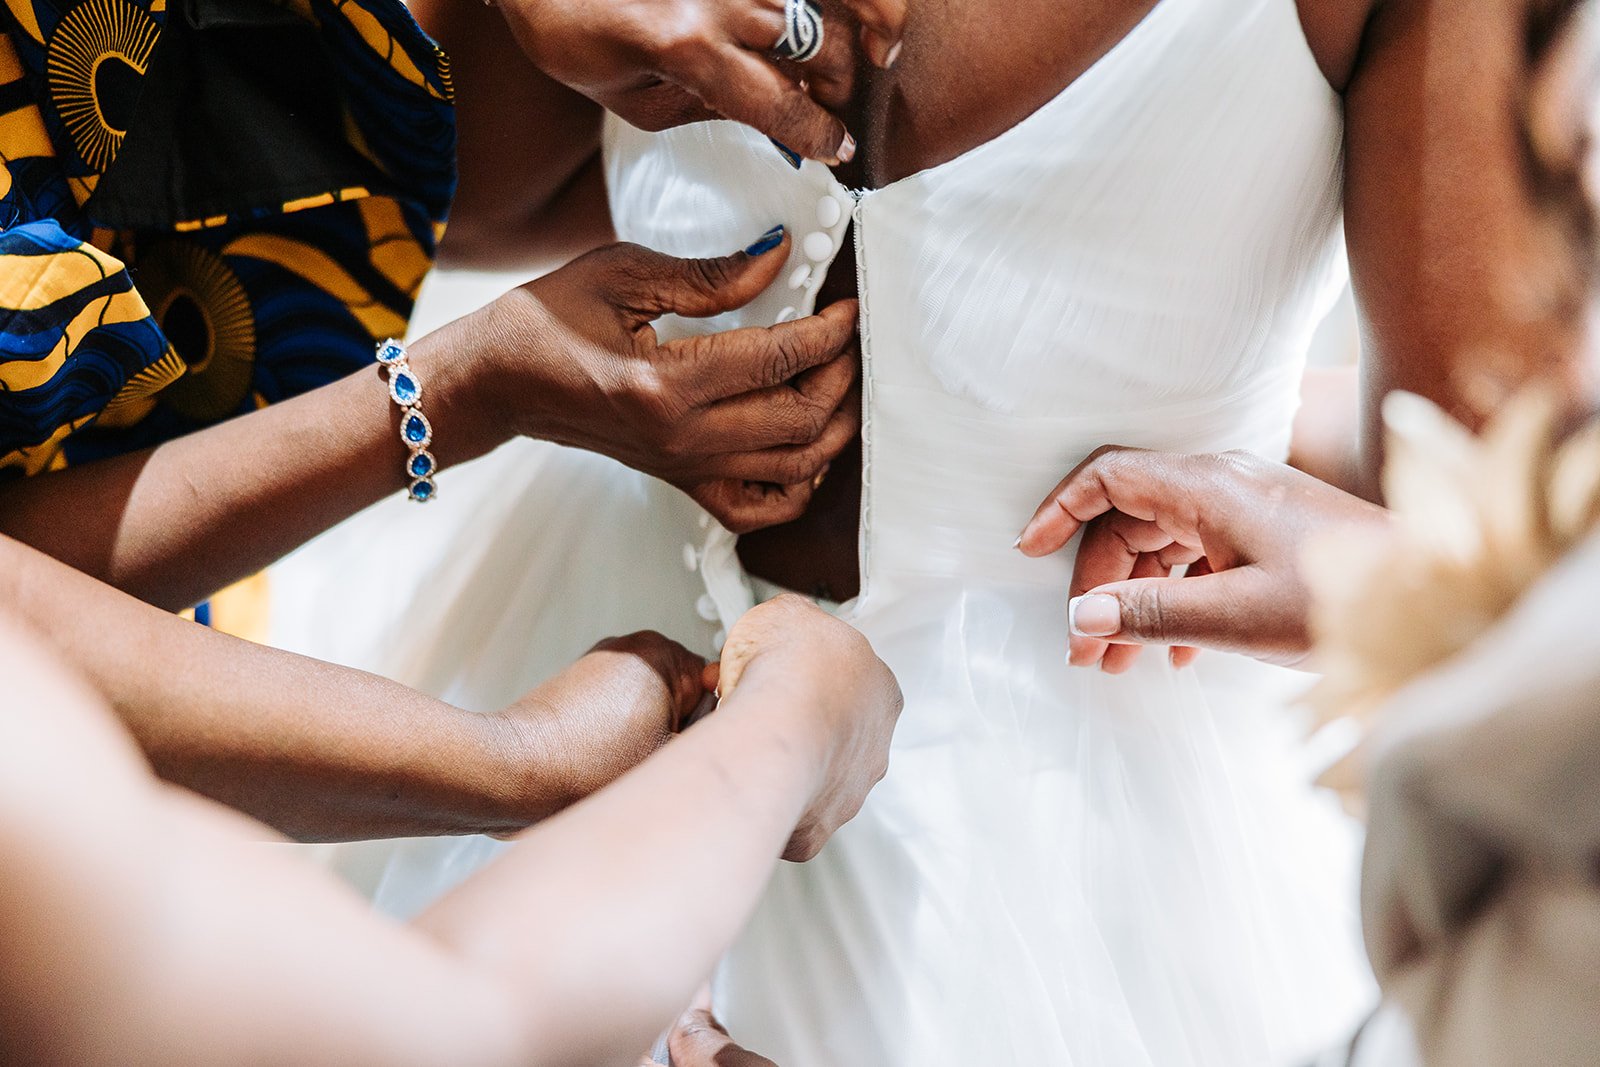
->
xmin=719 ymin=577 xmax=1373 ymax=1066
xmin=274 ymin=438 xmax=1373 ymax=1064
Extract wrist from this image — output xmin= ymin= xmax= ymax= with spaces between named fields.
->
xmin=472 ymin=701 xmax=575 ymax=831
xmin=718 ymin=667 xmax=833 ymax=787
xmin=405 ymin=308 xmax=526 ymax=464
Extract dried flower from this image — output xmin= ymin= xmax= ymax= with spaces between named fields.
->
xmin=1303 ymin=389 xmax=1600 ymax=807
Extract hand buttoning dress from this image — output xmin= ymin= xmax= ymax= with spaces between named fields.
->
xmin=282 ymin=0 xmax=1376 ymax=1061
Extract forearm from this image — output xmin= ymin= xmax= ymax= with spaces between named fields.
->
xmin=412 ymin=0 xmax=613 ymax=271
xmin=417 ymin=670 xmax=821 ymax=1066
xmin=1344 ymin=0 xmax=1598 ymax=495
xmin=0 ymin=532 xmax=547 ymax=841
xmin=0 ymin=312 xmax=505 ymax=610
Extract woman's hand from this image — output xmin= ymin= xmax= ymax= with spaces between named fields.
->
xmin=492 ymin=631 xmax=710 ymax=820
xmin=1017 ymin=447 xmax=1390 ymax=669
xmin=638 ymin=987 xmax=779 ymax=1066
xmin=465 ymin=237 xmax=860 ymax=533
xmin=496 ymin=0 xmax=908 ymax=164
xmin=715 ymin=594 xmax=901 ymax=860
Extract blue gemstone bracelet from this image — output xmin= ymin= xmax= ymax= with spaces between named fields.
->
xmin=376 ymin=338 xmax=438 ymax=502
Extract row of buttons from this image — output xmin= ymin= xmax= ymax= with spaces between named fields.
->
xmin=685 ymin=189 xmax=854 ymax=651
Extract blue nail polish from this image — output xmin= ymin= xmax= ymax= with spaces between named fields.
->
xmin=744 ymin=225 xmax=786 ymax=256
xmin=769 ymin=139 xmax=804 ymax=169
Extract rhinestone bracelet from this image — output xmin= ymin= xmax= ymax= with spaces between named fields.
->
xmin=375 ymin=338 xmax=438 ymax=502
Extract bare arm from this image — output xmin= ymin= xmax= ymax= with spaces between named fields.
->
xmin=410 ymin=0 xmax=614 ymax=270
xmin=0 ymin=599 xmax=897 ymax=1067
xmin=0 ymin=315 xmax=494 ymax=612
xmin=1341 ymin=0 xmax=1598 ymax=494
xmin=0 ymin=241 xmax=860 ymax=609
xmin=0 ymin=530 xmax=706 ymax=842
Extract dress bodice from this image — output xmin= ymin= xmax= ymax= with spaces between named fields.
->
xmin=604 ymin=0 xmax=1345 ymax=607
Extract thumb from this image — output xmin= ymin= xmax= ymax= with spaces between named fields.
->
xmin=1068 ymin=567 xmax=1308 ymax=664
xmin=610 ymin=231 xmax=792 ymax=324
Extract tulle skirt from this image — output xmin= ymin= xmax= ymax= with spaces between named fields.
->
xmin=719 ymin=576 xmax=1374 ymax=1066
xmin=272 ymin=440 xmax=1375 ymax=1064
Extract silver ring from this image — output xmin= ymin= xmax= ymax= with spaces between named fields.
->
xmin=773 ymin=0 xmax=824 ymax=63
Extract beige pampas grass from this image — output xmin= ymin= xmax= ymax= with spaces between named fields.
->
xmin=1303 ymin=389 xmax=1600 ymax=808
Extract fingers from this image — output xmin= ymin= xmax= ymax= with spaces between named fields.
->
xmin=697 ymin=352 xmax=857 ymax=450
xmin=678 ymin=300 xmax=859 ymax=400
xmin=708 ymin=395 xmax=858 ymax=483
xmin=1018 ymin=446 xmax=1207 ymax=558
xmin=1066 ymin=510 xmax=1187 ymax=669
xmin=1097 ymin=552 xmax=1168 ymax=675
xmin=586 ymin=632 xmax=709 ymax=728
xmin=605 ymin=235 xmax=793 ymax=322
xmin=692 ymin=476 xmax=819 ymax=534
xmin=669 ymin=43 xmax=853 ymax=162
xmin=779 ymin=7 xmax=861 ymax=110
xmin=1068 ymin=567 xmax=1289 ymax=658
xmin=668 ymin=1006 xmax=779 ymax=1067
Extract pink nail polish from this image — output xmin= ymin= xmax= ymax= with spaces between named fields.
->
xmin=884 ymin=41 xmax=903 ymax=68
xmin=837 ymin=132 xmax=857 ymax=164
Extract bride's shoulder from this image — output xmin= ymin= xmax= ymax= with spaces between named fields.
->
xmin=1297 ymin=0 xmax=1553 ymax=94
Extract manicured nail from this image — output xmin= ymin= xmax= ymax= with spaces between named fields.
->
xmin=1011 ymin=536 xmax=1023 ymax=550
xmin=884 ymin=41 xmax=903 ymax=68
xmin=769 ymin=139 xmax=803 ymax=169
xmin=744 ymin=225 xmax=786 ymax=257
xmin=837 ymin=132 xmax=857 ymax=164
xmin=1068 ymin=594 xmax=1121 ymax=638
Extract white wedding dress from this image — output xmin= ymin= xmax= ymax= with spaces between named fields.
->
xmin=274 ymin=0 xmax=1375 ymax=1061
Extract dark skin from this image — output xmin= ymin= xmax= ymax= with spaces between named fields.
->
xmin=440 ymin=0 xmax=1593 ymax=601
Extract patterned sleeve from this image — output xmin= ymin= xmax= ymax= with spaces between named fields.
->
xmin=0 ymin=0 xmax=455 ymax=478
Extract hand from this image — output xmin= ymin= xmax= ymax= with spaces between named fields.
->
xmin=638 ymin=987 xmax=780 ymax=1066
xmin=491 ymin=632 xmax=710 ymax=819
xmin=497 ymin=0 xmax=908 ymax=163
xmin=1017 ymin=447 xmax=1390 ymax=669
xmin=716 ymin=594 xmax=901 ymax=860
xmin=480 ymin=237 xmax=861 ymax=533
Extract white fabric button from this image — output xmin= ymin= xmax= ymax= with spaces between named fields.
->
xmin=803 ymin=231 xmax=834 ymax=262
xmin=775 ymin=306 xmax=799 ymax=324
xmin=696 ymin=594 xmax=719 ymax=622
xmin=817 ymin=195 xmax=845 ymax=228
xmin=682 ymin=544 xmax=699 ymax=571
xmin=788 ymin=265 xmax=813 ymax=290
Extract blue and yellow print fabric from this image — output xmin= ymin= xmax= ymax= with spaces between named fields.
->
xmin=0 ymin=0 xmax=455 ymax=476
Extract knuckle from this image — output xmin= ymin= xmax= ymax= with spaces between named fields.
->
xmin=794 ymin=394 xmax=832 ymax=440
xmin=768 ymin=331 xmax=810 ymax=385
xmin=773 ymin=449 xmax=819 ymax=486
xmin=1123 ymin=584 xmax=1170 ymax=643
xmin=654 ymin=9 xmax=714 ymax=68
xmin=687 ymin=254 xmax=737 ymax=295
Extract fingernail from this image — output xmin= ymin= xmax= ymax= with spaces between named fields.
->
xmin=770 ymin=138 xmax=803 ymax=169
xmin=884 ymin=41 xmax=903 ymax=68
xmin=837 ymin=132 xmax=857 ymax=164
xmin=1011 ymin=535 xmax=1023 ymax=550
xmin=1068 ymin=594 xmax=1121 ymax=638
xmin=744 ymin=225 xmax=786 ymax=257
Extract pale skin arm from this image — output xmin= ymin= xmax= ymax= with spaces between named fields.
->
xmin=0 ymin=607 xmax=874 ymax=1067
